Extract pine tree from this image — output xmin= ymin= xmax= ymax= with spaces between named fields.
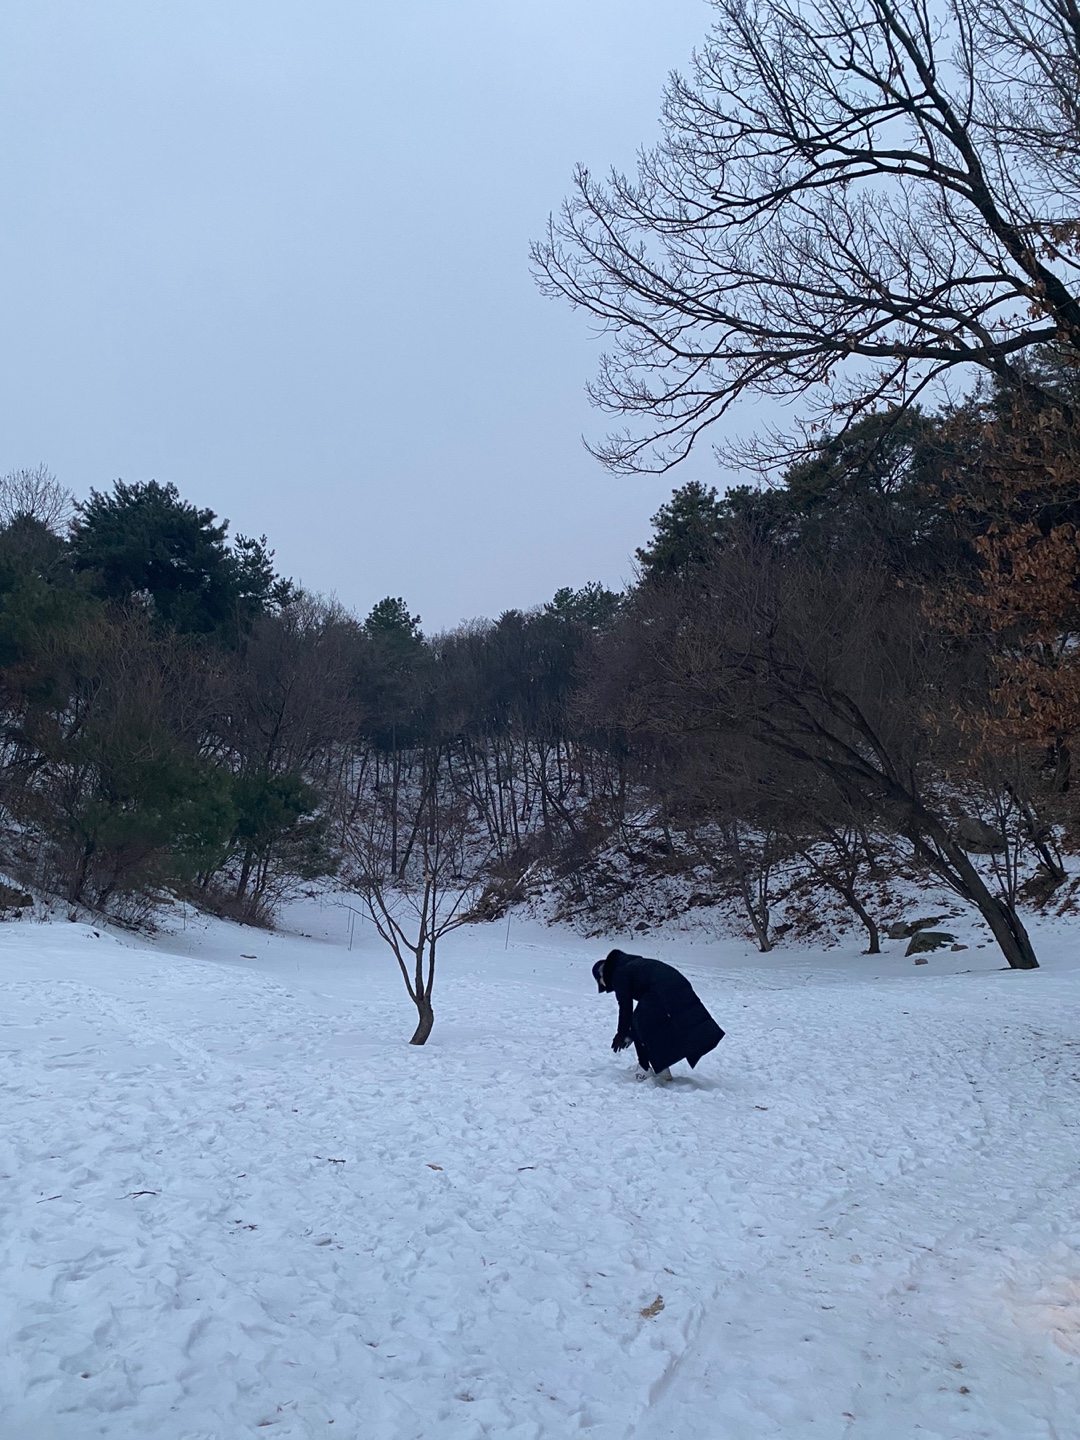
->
xmin=635 ymin=482 xmax=726 ymax=581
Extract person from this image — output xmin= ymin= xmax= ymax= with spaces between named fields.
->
xmin=592 ymin=949 xmax=724 ymax=1080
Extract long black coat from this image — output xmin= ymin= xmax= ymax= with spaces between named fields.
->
xmin=602 ymin=950 xmax=724 ymax=1072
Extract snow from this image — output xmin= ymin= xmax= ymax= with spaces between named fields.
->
xmin=2 ymin=900 xmax=1079 ymax=1438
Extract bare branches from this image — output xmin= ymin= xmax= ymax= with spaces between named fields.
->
xmin=340 ymin=746 xmax=497 ymax=1045
xmin=533 ymin=0 xmax=1080 ymax=471
xmin=0 ymin=466 xmax=74 ymax=533
xmin=589 ymin=537 xmax=1043 ymax=965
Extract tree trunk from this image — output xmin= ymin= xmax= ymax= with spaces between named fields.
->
xmin=234 ymin=847 xmax=254 ymax=902
xmin=949 ymin=846 xmax=1038 ymax=968
xmin=984 ymin=895 xmax=1040 ymax=969
xmin=71 ymin=838 xmax=95 ymax=905
xmin=922 ymin=828 xmax=1039 ymax=969
xmin=795 ymin=841 xmax=880 ymax=954
xmin=840 ymin=886 xmax=880 ymax=954
xmin=409 ymin=997 xmax=434 ymax=1045
xmin=1008 ymin=785 xmax=1067 ymax=886
xmin=738 ymin=872 xmax=772 ymax=952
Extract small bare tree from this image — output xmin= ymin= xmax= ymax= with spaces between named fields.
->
xmin=680 ymin=821 xmax=780 ymax=951
xmin=0 ymin=465 xmax=74 ymax=532
xmin=341 ymin=746 xmax=496 ymax=1045
xmin=791 ymin=822 xmax=885 ymax=954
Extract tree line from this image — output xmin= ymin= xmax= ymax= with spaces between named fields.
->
xmin=3 ymin=355 xmax=1079 ymax=987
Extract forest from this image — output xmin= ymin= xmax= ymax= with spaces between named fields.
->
xmin=2 ymin=358 xmax=1080 ymax=991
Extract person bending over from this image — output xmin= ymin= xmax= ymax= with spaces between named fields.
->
xmin=592 ymin=948 xmax=724 ymax=1080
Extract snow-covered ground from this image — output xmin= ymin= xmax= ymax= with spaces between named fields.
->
xmin=1 ymin=899 xmax=1078 ymax=1439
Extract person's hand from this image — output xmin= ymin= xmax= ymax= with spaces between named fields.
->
xmin=611 ymin=1033 xmax=631 ymax=1053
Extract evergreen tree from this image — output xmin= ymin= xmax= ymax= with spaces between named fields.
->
xmin=543 ymin=582 xmax=621 ymax=629
xmin=779 ymin=410 xmax=954 ymax=571
xmin=70 ymin=480 xmax=290 ymax=641
xmin=357 ymin=597 xmax=427 ymax=747
xmin=635 ymin=482 xmax=726 ymax=580
xmin=363 ymin=596 xmax=422 ymax=645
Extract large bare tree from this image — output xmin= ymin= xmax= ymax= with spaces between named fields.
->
xmin=592 ymin=540 xmax=1043 ymax=966
xmin=535 ymin=0 xmax=1080 ymax=471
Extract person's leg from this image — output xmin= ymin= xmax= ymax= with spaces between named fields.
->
xmin=630 ymin=1015 xmax=650 ymax=1071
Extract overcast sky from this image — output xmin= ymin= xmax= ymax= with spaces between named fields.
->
xmin=0 ymin=0 xmax=714 ymax=629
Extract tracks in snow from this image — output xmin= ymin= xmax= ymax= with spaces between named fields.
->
xmin=1 ymin=939 xmax=1078 ymax=1437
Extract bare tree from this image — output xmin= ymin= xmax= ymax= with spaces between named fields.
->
xmin=534 ymin=0 xmax=1080 ymax=472
xmin=0 ymin=465 xmax=74 ymax=532
xmin=340 ymin=746 xmax=497 ymax=1045
xmin=791 ymin=821 xmax=885 ymax=953
xmin=201 ymin=597 xmax=359 ymax=919
xmin=669 ymin=818 xmax=781 ymax=951
xmin=603 ymin=542 xmax=1042 ymax=967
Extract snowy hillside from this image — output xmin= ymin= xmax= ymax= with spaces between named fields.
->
xmin=2 ymin=901 xmax=1079 ymax=1438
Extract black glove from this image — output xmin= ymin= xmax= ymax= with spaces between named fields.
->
xmin=612 ymin=1033 xmax=631 ymax=1053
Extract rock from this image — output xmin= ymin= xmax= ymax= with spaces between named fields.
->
xmin=950 ymin=944 xmax=968 ymax=952
xmin=906 ymin=930 xmax=956 ymax=956
xmin=907 ymin=915 xmax=948 ymax=935
xmin=887 ymin=915 xmax=947 ymax=940
xmin=914 ymin=957 xmax=929 ymax=965
xmin=1019 ymin=866 xmax=1066 ymax=904
xmin=0 ymin=882 xmax=34 ymax=911
xmin=954 ymin=816 xmax=1006 ymax=854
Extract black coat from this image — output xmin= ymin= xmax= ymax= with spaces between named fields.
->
xmin=602 ymin=950 xmax=724 ymax=1072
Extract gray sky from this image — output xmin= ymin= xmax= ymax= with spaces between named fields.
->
xmin=0 ymin=0 xmax=712 ymax=630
